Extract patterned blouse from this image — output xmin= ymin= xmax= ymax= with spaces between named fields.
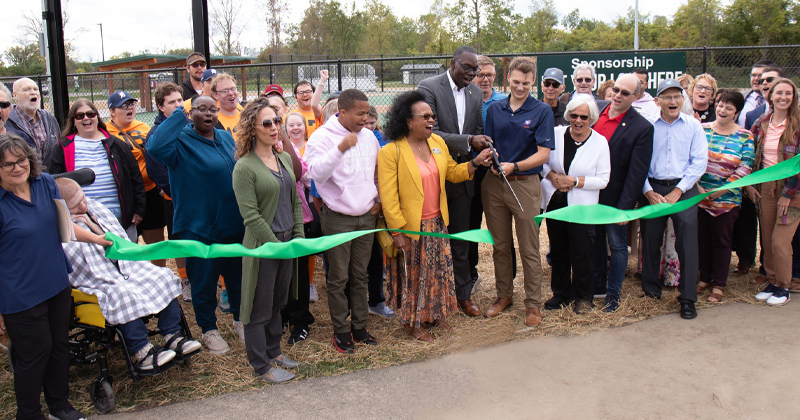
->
xmin=698 ymin=124 xmax=755 ymax=216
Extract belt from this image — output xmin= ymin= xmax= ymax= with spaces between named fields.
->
xmin=506 ymin=175 xmax=528 ymax=181
xmin=648 ymin=177 xmax=681 ymax=186
xmin=275 ymin=231 xmax=292 ymax=240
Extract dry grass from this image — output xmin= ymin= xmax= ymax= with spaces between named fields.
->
xmin=0 ymin=223 xmax=768 ymax=418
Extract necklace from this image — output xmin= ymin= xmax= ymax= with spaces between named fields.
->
xmin=267 ymin=149 xmax=283 ymax=179
xmin=694 ymin=107 xmax=710 ymax=121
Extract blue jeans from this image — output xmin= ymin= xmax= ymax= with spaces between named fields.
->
xmin=593 ymin=223 xmax=629 ymax=298
xmin=116 ymin=299 xmax=182 ymax=353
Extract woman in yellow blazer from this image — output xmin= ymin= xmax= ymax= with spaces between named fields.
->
xmin=378 ymin=90 xmax=492 ymax=341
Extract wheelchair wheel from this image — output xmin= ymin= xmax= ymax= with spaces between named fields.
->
xmin=89 ymin=378 xmax=116 ymax=413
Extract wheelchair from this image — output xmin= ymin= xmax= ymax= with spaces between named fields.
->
xmin=8 ymin=289 xmax=199 ymax=413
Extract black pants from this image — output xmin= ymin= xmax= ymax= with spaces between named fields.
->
xmin=698 ymin=207 xmax=739 ymax=288
xmin=5 ymin=287 xmax=73 ymax=419
xmin=469 ymin=166 xmax=516 ymax=281
xmin=641 ymin=183 xmax=699 ymax=302
xmin=281 ymin=219 xmax=320 ymax=329
xmin=732 ymin=196 xmax=758 ymax=265
xmin=546 ymin=194 xmax=595 ymax=302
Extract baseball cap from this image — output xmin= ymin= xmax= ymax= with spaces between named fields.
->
xmin=107 ymin=91 xmax=137 ymax=109
xmin=656 ymin=79 xmax=683 ymax=96
xmin=201 ymin=69 xmax=219 ymax=83
xmin=542 ymin=68 xmax=564 ymax=83
xmin=263 ymin=84 xmax=284 ymax=97
xmin=186 ymin=52 xmax=206 ymax=66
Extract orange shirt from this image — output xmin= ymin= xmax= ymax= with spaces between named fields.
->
xmin=105 ymin=119 xmax=154 ymax=190
xmin=292 ymin=107 xmax=323 ymax=137
xmin=415 ymin=154 xmax=442 ymax=220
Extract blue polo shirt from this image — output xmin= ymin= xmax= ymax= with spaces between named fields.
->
xmin=0 ymin=173 xmax=72 ymax=314
xmin=485 ymin=95 xmax=555 ymax=175
xmin=482 ymin=89 xmax=507 ymax=128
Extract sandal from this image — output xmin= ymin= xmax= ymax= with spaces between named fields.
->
xmin=433 ymin=320 xmax=454 ymax=332
xmin=697 ymin=281 xmax=711 ymax=295
xmin=707 ymin=287 xmax=724 ymax=303
xmin=404 ymin=324 xmax=433 ymax=342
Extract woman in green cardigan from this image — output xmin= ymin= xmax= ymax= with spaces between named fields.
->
xmin=232 ymin=98 xmax=304 ymax=383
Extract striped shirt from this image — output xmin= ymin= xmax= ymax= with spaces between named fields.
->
xmin=698 ymin=124 xmax=755 ymax=216
xmin=74 ymin=136 xmax=121 ymax=217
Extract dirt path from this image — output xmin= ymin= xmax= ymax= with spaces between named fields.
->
xmin=100 ymin=301 xmax=800 ymax=419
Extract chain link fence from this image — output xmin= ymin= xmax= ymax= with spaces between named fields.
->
xmin=2 ymin=45 xmax=798 ymax=127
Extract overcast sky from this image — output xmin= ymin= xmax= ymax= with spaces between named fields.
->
xmin=2 ymin=0 xmax=687 ymax=63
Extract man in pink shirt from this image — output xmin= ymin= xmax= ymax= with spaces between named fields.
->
xmin=304 ymin=89 xmax=382 ymax=354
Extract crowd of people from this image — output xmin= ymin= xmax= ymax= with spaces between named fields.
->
xmin=0 ymin=48 xmax=798 ymax=418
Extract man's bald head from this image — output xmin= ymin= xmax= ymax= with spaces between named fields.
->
xmin=13 ymin=78 xmax=40 ymax=115
xmin=55 ymin=177 xmax=81 ymax=201
xmin=609 ymin=74 xmax=641 ymax=115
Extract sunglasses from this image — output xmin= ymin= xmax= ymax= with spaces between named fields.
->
xmin=543 ymin=80 xmax=561 ymax=88
xmin=0 ymin=101 xmax=10 ymax=109
xmin=412 ymin=113 xmax=437 ymax=121
xmin=759 ymin=77 xmax=777 ymax=85
xmin=74 ymin=111 xmax=98 ymax=120
xmin=261 ymin=116 xmax=282 ymax=128
xmin=190 ymin=62 xmax=206 ymax=68
xmin=568 ymin=113 xmax=590 ymax=121
xmin=611 ymin=86 xmax=633 ymax=97
xmin=575 ymin=77 xmax=593 ymax=84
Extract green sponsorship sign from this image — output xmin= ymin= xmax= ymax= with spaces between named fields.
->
xmin=537 ymin=52 xmax=687 ymax=98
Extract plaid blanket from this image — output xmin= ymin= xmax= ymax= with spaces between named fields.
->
xmin=62 ymin=198 xmax=181 ymax=325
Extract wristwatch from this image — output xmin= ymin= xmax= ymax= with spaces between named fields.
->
xmin=574 ymin=177 xmax=580 ymax=187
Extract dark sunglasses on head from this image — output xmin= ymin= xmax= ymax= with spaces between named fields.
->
xmin=412 ymin=113 xmax=437 ymax=121
xmin=261 ymin=116 xmax=282 ymax=128
xmin=611 ymin=86 xmax=633 ymax=97
xmin=0 ymin=101 xmax=10 ymax=109
xmin=543 ymin=80 xmax=561 ymax=88
xmin=568 ymin=113 xmax=590 ymax=121
xmin=759 ymin=76 xmax=777 ymax=85
xmin=74 ymin=111 xmax=98 ymax=120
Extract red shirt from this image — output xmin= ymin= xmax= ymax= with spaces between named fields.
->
xmin=593 ymin=107 xmax=627 ymax=141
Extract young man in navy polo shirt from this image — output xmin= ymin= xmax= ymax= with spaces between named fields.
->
xmin=482 ymin=57 xmax=555 ymax=327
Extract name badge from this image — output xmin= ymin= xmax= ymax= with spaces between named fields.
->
xmin=432 ymin=148 xmax=441 ymax=154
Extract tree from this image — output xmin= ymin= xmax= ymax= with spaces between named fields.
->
xmin=363 ymin=0 xmax=398 ymax=54
xmin=667 ymin=0 xmax=723 ymax=47
xmin=4 ymin=44 xmax=46 ymax=75
xmin=521 ymin=0 xmax=559 ymax=52
xmin=289 ymin=0 xmax=365 ymax=56
xmin=263 ymin=0 xmax=290 ymax=54
xmin=562 ymin=9 xmax=581 ymax=32
xmin=210 ymin=0 xmax=247 ymax=56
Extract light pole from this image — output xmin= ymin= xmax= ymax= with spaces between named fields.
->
xmin=634 ymin=0 xmax=640 ymax=50
xmin=98 ymin=23 xmax=105 ymax=61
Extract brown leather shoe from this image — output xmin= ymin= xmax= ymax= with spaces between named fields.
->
xmin=750 ymin=274 xmax=768 ymax=286
xmin=485 ymin=297 xmax=513 ymax=317
xmin=736 ymin=262 xmax=752 ymax=274
xmin=457 ymin=299 xmax=481 ymax=317
xmin=525 ymin=307 xmax=542 ymax=327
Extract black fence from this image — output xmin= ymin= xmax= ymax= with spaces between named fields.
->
xmin=3 ymin=45 xmax=799 ymax=126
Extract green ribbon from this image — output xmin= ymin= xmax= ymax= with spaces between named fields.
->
xmin=104 ymin=228 xmax=495 ymax=261
xmin=534 ymin=153 xmax=800 ymax=225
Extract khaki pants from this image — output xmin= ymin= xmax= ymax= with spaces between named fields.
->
xmin=759 ymin=181 xmax=800 ymax=288
xmin=482 ymin=174 xmax=543 ymax=308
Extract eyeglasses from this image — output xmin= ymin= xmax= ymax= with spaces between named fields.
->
xmin=74 ymin=111 xmax=98 ymax=120
xmin=189 ymin=62 xmax=206 ymax=68
xmin=214 ymin=87 xmax=237 ymax=95
xmin=658 ymin=94 xmax=683 ymax=102
xmin=575 ymin=77 xmax=593 ymax=84
xmin=193 ymin=106 xmax=218 ymax=114
xmin=693 ymin=85 xmax=714 ymax=92
xmin=455 ymin=60 xmax=480 ymax=75
xmin=476 ymin=73 xmax=495 ymax=80
xmin=543 ymin=80 xmax=561 ymax=88
xmin=412 ymin=113 xmax=437 ymax=121
xmin=261 ymin=116 xmax=282 ymax=128
xmin=0 ymin=157 xmax=29 ymax=173
xmin=759 ymin=77 xmax=777 ymax=85
xmin=611 ymin=86 xmax=633 ymax=97
xmin=568 ymin=113 xmax=590 ymax=121
xmin=296 ymin=89 xmax=313 ymax=96
xmin=116 ymin=102 xmax=136 ymax=110
xmin=0 ymin=101 xmax=10 ymax=109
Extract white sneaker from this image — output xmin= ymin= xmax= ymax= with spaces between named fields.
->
xmin=309 ymin=285 xmax=319 ymax=302
xmin=766 ymin=287 xmax=791 ymax=306
xmin=163 ymin=333 xmax=202 ymax=355
xmin=201 ymin=329 xmax=230 ymax=354
xmin=755 ymin=283 xmax=779 ymax=301
xmin=233 ymin=320 xmax=246 ymax=343
xmin=181 ymin=278 xmax=192 ymax=302
xmin=133 ymin=342 xmax=176 ymax=370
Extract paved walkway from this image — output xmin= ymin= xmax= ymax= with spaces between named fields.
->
xmin=102 ymin=302 xmax=800 ymax=419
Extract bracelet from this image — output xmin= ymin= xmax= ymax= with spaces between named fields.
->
xmin=512 ymin=162 xmax=520 ymax=173
xmin=470 ymin=158 xmax=479 ymax=168
xmin=574 ymin=177 xmax=580 ymax=188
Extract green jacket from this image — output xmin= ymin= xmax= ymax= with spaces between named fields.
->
xmin=232 ymin=150 xmax=305 ymax=325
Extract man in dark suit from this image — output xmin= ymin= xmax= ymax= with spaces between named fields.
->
xmin=590 ymin=74 xmax=654 ymax=312
xmin=744 ymin=66 xmax=784 ymax=131
xmin=418 ymin=46 xmax=491 ymax=317
xmin=737 ymin=60 xmax=775 ymax=127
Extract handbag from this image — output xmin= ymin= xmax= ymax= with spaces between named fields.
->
xmin=375 ymin=142 xmax=401 ymax=258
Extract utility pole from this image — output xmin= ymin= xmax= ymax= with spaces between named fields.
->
xmin=98 ymin=23 xmax=105 ymax=61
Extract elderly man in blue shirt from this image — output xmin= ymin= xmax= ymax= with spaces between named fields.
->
xmin=641 ymin=79 xmax=708 ymax=320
